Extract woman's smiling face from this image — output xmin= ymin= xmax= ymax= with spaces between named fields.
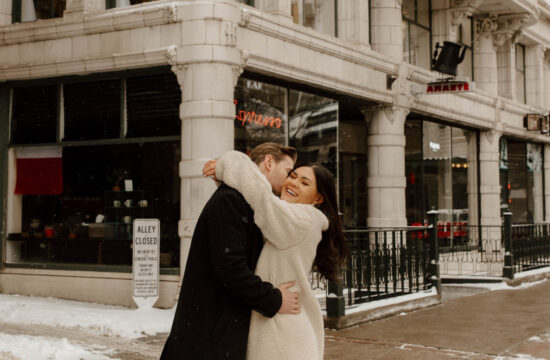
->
xmin=280 ymin=166 xmax=323 ymax=205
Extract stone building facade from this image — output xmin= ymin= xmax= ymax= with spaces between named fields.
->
xmin=1 ymin=0 xmax=550 ymax=307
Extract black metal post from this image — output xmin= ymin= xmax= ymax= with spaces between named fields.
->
xmin=326 ymin=279 xmax=345 ymax=317
xmin=502 ymin=212 xmax=514 ymax=279
xmin=427 ymin=210 xmax=441 ymax=295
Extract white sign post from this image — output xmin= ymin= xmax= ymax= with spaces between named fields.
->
xmin=132 ymin=219 xmax=160 ymax=309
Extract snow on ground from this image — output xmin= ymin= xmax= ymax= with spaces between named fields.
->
xmin=0 ymin=334 xmax=118 ymax=360
xmin=444 ymin=278 xmax=548 ymax=292
xmin=0 ymin=294 xmax=175 ymax=340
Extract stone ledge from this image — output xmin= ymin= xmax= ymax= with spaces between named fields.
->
xmin=324 ymin=292 xmax=440 ymax=330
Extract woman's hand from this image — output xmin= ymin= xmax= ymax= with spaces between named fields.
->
xmin=202 ymin=159 xmax=218 ymax=180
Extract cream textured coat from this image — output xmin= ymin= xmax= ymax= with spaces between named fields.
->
xmin=216 ymin=151 xmax=329 ymax=360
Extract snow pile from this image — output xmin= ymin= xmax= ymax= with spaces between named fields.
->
xmin=446 ymin=278 xmax=548 ymax=292
xmin=0 ymin=294 xmax=176 ymax=339
xmin=0 ymin=334 xmax=118 ymax=360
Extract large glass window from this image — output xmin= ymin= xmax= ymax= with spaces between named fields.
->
xmin=402 ymin=0 xmax=431 ymax=70
xmin=12 ymin=0 xmax=65 ymax=22
xmin=405 ymin=118 xmax=479 ymax=246
xmin=291 ymin=0 xmax=336 ymax=37
xmin=11 ymin=85 xmax=58 ymax=145
xmin=234 ymin=77 xmax=338 ymax=188
xmin=6 ymin=69 xmax=181 ymax=270
xmin=500 ymin=138 xmax=544 ymax=223
xmin=515 ymin=43 xmax=526 ymax=104
xmin=457 ymin=17 xmax=474 ymax=80
xmin=338 ymin=102 xmax=367 ymax=228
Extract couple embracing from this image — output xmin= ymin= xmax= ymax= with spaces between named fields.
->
xmin=161 ymin=142 xmax=347 ymax=360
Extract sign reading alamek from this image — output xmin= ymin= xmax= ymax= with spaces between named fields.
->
xmin=426 ymin=80 xmax=471 ymax=93
xmin=133 ymin=219 xmax=160 ymax=301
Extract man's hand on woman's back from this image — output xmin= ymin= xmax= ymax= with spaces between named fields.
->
xmin=277 ymin=281 xmax=301 ymax=314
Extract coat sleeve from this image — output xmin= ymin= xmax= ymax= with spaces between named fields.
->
xmin=206 ymin=187 xmax=282 ymax=318
xmin=215 ymin=150 xmax=329 ymax=250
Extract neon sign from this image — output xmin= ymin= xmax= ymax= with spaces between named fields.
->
xmin=234 ymin=100 xmax=282 ymax=129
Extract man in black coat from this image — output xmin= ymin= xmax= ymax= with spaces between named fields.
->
xmin=160 ymin=143 xmax=300 ymax=360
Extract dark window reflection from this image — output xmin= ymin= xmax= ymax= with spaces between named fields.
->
xmin=18 ymin=141 xmax=180 ymax=267
xmin=64 ymin=80 xmax=121 ymax=141
xmin=234 ymin=78 xmax=287 ymax=154
xmin=339 ymin=102 xmax=367 ymax=228
xmin=288 ymin=90 xmax=337 ymax=175
xmin=126 ymin=73 xmax=180 ymax=138
xmin=11 ymin=85 xmax=58 ymax=144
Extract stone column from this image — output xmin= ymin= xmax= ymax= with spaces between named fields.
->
xmin=369 ymin=0 xmax=402 ymax=62
xmin=64 ymin=0 xmax=105 ymax=20
xmin=479 ymin=130 xmax=502 ymax=247
xmin=473 ymin=15 xmax=498 ymax=95
xmin=0 ymin=0 xmax=11 ymax=25
xmin=525 ymin=44 xmax=545 ymax=108
xmin=169 ymin=2 xmax=244 ymax=277
xmin=365 ymin=106 xmax=408 ymax=228
xmin=336 ymin=0 xmax=369 ymax=49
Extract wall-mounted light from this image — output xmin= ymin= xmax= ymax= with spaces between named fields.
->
xmin=524 ymin=114 xmax=542 ymax=131
xmin=432 ymin=41 xmax=467 ymax=77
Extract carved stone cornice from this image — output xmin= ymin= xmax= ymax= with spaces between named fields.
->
xmin=450 ymin=0 xmax=483 ymax=25
xmin=493 ymin=13 xmax=530 ymax=47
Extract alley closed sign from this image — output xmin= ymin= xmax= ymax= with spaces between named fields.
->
xmin=133 ymin=219 xmax=160 ymax=305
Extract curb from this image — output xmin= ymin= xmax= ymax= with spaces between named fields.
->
xmin=323 ymin=293 xmax=440 ymax=330
xmin=505 ymin=267 xmax=550 ymax=287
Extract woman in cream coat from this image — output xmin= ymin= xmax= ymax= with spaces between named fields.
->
xmin=215 ymin=150 xmax=346 ymax=360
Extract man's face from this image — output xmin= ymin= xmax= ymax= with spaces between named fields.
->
xmin=265 ymin=155 xmax=294 ymax=196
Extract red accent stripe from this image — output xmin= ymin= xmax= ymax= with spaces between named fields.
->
xmin=15 ymin=158 xmax=63 ymax=195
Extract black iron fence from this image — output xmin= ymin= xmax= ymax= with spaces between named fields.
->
xmin=438 ymin=225 xmax=504 ymax=277
xmin=317 ymin=212 xmax=550 ymax=318
xmin=342 ymin=227 xmax=432 ymax=305
xmin=509 ymin=222 xmax=550 ymax=273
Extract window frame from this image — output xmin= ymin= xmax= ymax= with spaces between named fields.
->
xmin=515 ymin=43 xmax=526 ymax=104
xmin=5 ymin=67 xmax=181 ymax=274
xmin=402 ymin=0 xmax=432 ymax=69
xmin=12 ymin=0 xmax=65 ymax=23
xmin=8 ymin=67 xmax=181 ymax=148
xmin=456 ymin=16 xmax=474 ymax=81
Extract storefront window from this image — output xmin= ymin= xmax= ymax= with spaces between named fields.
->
xmin=64 ymin=80 xmax=121 ymax=141
xmin=338 ymin=102 xmax=367 ymax=228
xmin=12 ymin=0 xmax=65 ymax=23
xmin=502 ymin=138 xmax=544 ymax=223
xmin=234 ymin=78 xmax=287 ymax=154
xmin=405 ymin=118 xmax=479 ymax=242
xmin=289 ymin=90 xmax=337 ymax=173
xmin=402 ymin=0 xmax=431 ymax=70
xmin=291 ymin=0 xmax=336 ymax=37
xmin=6 ymin=69 xmax=181 ymax=270
xmin=234 ymin=77 xmax=338 ymax=184
xmin=11 ymin=85 xmax=58 ymax=145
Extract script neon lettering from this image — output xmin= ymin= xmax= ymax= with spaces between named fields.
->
xmin=234 ymin=100 xmax=282 ymax=129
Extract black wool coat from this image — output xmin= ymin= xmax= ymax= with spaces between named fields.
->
xmin=160 ymin=184 xmax=282 ymax=360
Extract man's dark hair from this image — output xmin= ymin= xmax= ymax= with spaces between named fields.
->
xmin=249 ymin=142 xmax=297 ymax=165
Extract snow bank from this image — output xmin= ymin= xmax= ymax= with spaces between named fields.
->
xmin=0 ymin=334 xmax=118 ymax=360
xmin=0 ymin=294 xmax=175 ymax=339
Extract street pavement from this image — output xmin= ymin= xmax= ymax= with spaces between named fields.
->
xmin=1 ymin=280 xmax=548 ymax=359
xmin=324 ymin=280 xmax=550 ymax=359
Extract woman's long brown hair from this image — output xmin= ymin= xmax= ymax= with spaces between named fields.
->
xmin=295 ymin=163 xmax=347 ymax=282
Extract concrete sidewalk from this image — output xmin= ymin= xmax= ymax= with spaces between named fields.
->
xmin=324 ymin=279 xmax=550 ymax=359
